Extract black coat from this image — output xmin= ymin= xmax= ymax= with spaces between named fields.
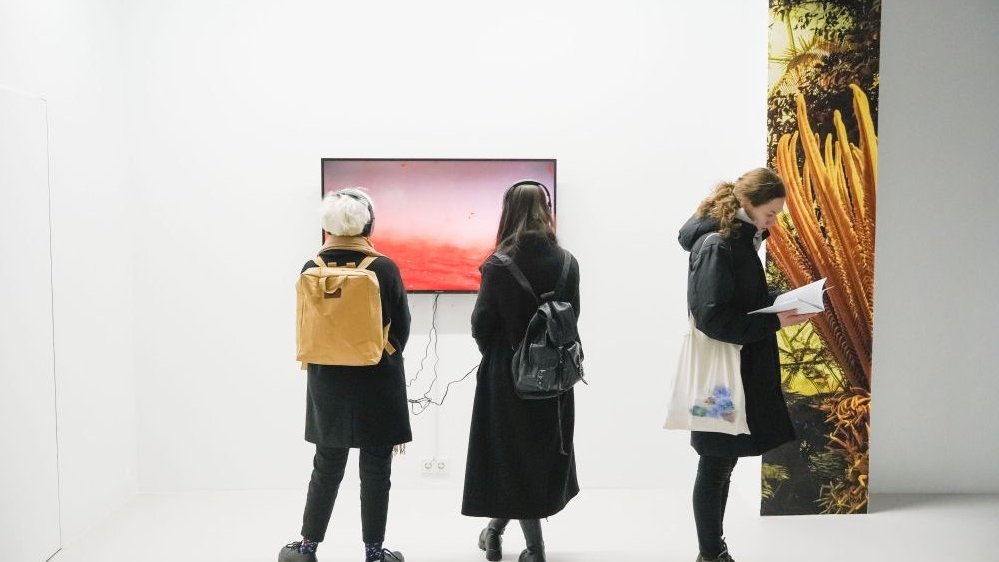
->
xmin=679 ymin=214 xmax=796 ymax=457
xmin=301 ymin=248 xmax=413 ymax=448
xmin=462 ymin=234 xmax=581 ymax=519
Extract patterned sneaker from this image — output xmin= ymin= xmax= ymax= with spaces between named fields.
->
xmin=695 ymin=547 xmax=735 ymax=562
xmin=379 ymin=549 xmax=405 ymax=562
xmin=278 ymin=541 xmax=318 ymax=562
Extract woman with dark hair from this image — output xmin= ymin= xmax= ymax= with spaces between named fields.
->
xmin=462 ymin=181 xmax=581 ymax=562
xmin=678 ymin=168 xmax=817 ymax=562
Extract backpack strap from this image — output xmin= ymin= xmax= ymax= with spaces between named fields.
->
xmin=383 ymin=322 xmax=396 ymax=355
xmin=357 ymin=256 xmax=378 ymax=270
xmin=540 ymin=250 xmax=571 ymax=302
xmin=693 ymin=232 xmax=723 ymax=254
xmin=312 ymin=256 xmax=379 ymax=270
xmin=494 ymin=251 xmax=572 ymax=303
xmin=492 ymin=253 xmax=538 ymax=303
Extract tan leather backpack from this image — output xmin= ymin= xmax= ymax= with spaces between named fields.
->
xmin=296 ymin=254 xmax=395 ymax=367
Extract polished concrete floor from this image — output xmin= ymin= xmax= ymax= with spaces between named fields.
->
xmin=52 ymin=489 xmax=997 ymax=562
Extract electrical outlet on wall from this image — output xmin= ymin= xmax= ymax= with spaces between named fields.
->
xmin=420 ymin=457 xmax=449 ymax=476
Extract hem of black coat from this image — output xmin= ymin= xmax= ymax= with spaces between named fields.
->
xmin=690 ymin=433 xmax=795 ymax=458
xmin=459 ymin=488 xmax=579 ymax=520
xmin=304 ymin=436 xmax=414 ymax=449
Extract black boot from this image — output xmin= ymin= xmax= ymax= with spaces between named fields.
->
xmin=519 ymin=547 xmax=546 ymax=562
xmin=478 ymin=528 xmax=502 ymax=561
xmin=478 ymin=519 xmax=507 ymax=561
xmin=518 ymin=520 xmax=545 ymax=562
xmin=695 ymin=554 xmax=734 ymax=562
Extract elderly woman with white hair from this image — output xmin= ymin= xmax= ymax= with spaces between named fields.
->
xmin=279 ymin=188 xmax=411 ymax=562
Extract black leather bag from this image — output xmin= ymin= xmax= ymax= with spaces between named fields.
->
xmin=494 ymin=250 xmax=585 ymax=400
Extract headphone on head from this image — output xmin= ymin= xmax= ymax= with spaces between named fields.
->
xmin=338 ymin=189 xmax=375 ymax=237
xmin=505 ymin=179 xmax=553 ymax=211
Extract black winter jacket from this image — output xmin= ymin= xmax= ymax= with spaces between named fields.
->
xmin=679 ymin=214 xmax=796 ymax=457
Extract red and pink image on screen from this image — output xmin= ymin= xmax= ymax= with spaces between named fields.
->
xmin=322 ymin=159 xmax=556 ymax=293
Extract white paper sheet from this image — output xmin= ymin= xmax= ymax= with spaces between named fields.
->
xmin=749 ymin=278 xmax=828 ymax=314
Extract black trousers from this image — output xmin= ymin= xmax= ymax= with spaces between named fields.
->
xmin=301 ymin=445 xmax=393 ymax=544
xmin=693 ymin=455 xmax=738 ymax=559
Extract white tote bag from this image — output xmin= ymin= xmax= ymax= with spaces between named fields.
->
xmin=663 ymin=316 xmax=751 ymax=435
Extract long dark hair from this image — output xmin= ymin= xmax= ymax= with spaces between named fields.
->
xmin=696 ymin=167 xmax=786 ymax=238
xmin=494 ymin=181 xmax=556 ymax=255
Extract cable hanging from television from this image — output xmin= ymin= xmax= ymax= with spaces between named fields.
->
xmin=407 ymin=293 xmax=477 ymax=415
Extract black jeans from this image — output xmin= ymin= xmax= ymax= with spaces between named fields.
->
xmin=693 ymin=455 xmax=738 ymax=558
xmin=301 ymin=445 xmax=393 ymax=544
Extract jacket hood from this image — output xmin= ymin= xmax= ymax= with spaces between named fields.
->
xmin=678 ymin=214 xmax=721 ymax=251
xmin=678 ymin=213 xmax=768 ymax=252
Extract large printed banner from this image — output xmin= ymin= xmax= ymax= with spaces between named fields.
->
xmin=762 ymin=0 xmax=880 ymax=515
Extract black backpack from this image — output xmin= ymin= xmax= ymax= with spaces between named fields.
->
xmin=494 ymin=249 xmax=585 ymax=400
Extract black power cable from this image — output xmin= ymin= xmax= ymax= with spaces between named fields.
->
xmin=407 ymin=293 xmax=477 ymax=415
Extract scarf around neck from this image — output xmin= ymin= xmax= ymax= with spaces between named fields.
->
xmin=319 ymin=236 xmax=385 ymax=257
xmin=735 ymin=208 xmax=765 ymax=251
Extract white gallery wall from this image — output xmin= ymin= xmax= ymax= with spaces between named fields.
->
xmin=0 ymin=87 xmax=61 ymax=562
xmin=871 ymin=0 xmax=999 ymax=493
xmin=123 ymin=0 xmax=999 ymax=498
xmin=0 ymin=0 xmax=137 ymax=547
xmin=124 ymin=0 xmax=770 ymax=495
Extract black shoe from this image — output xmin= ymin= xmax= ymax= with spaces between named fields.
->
xmin=380 ymin=548 xmax=405 ymax=562
xmin=478 ymin=527 xmax=502 ymax=561
xmin=519 ymin=546 xmax=546 ymax=562
xmin=278 ymin=541 xmax=318 ymax=562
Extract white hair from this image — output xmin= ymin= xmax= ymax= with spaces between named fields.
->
xmin=320 ymin=187 xmax=374 ymax=236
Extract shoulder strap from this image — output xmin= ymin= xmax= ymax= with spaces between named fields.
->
xmin=357 ymin=256 xmax=378 ymax=270
xmin=694 ymin=232 xmax=723 ymax=254
xmin=311 ymin=256 xmax=379 ymax=270
xmin=492 ymin=253 xmax=538 ymax=303
xmin=540 ymin=249 xmax=571 ymax=302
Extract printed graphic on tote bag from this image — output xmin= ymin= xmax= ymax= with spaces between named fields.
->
xmin=691 ymin=385 xmax=737 ymax=423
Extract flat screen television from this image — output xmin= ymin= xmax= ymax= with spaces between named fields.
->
xmin=321 ymin=158 xmax=557 ymax=293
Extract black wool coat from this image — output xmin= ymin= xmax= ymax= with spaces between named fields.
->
xmin=679 ymin=214 xmax=796 ymax=458
xmin=301 ymin=248 xmax=413 ymax=449
xmin=461 ymin=234 xmax=581 ymax=519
